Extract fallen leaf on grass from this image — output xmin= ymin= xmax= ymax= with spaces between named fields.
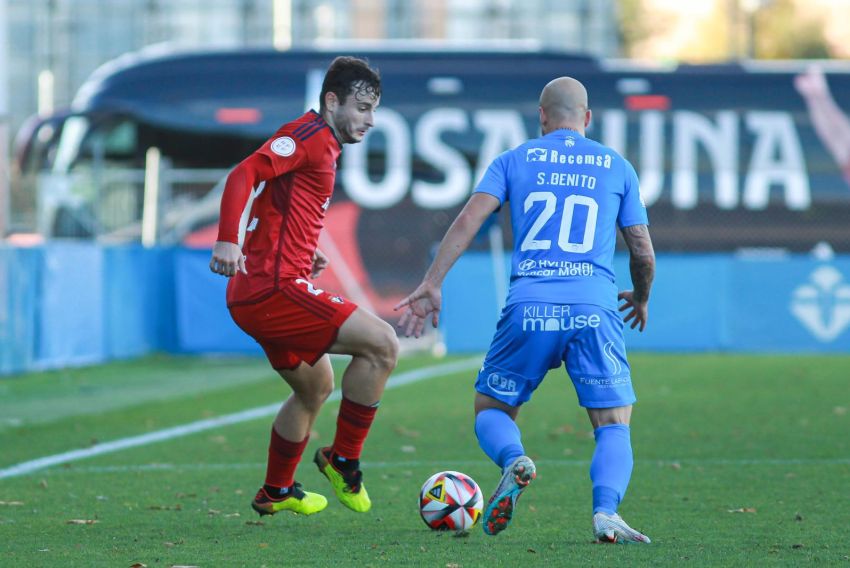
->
xmin=833 ymin=406 xmax=847 ymax=416
xmin=148 ymin=504 xmax=182 ymax=511
xmin=258 ymin=543 xmax=269 ymax=549
xmin=669 ymin=462 xmax=682 ymax=470
xmin=0 ymin=501 xmax=24 ymax=506
xmin=400 ymin=445 xmax=416 ymax=453
xmin=393 ymin=425 xmax=421 ymax=438
xmin=727 ymin=508 xmax=757 ymax=513
xmin=224 ymin=513 xmax=240 ymax=518
xmin=527 ymin=548 xmax=537 ymax=553
xmin=129 ymin=563 xmax=147 ymax=568
xmin=207 ymin=509 xmax=221 ymax=516
xmin=66 ymin=519 xmax=99 ymax=525
xmin=245 ymin=520 xmax=264 ymax=526
xmin=548 ymin=424 xmax=575 ymax=438
xmin=792 ymin=544 xmax=804 ymax=549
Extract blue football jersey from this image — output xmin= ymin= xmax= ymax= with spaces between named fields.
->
xmin=474 ymin=129 xmax=648 ymax=310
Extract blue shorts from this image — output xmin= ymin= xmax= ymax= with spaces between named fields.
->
xmin=475 ymin=303 xmax=636 ymax=409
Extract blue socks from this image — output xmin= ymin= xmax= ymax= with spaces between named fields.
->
xmin=590 ymin=423 xmax=633 ymax=515
xmin=474 ymin=410 xmax=633 ymax=514
xmin=474 ymin=408 xmax=524 ymax=471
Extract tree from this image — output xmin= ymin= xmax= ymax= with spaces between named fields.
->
xmin=752 ymin=0 xmax=832 ymax=59
xmin=618 ymin=0 xmax=673 ymax=58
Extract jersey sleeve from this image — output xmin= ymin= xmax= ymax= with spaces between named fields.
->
xmin=216 ymin=129 xmax=311 ymax=244
xmin=255 ymin=131 xmax=311 ymax=178
xmin=473 ymin=152 xmax=510 ymax=205
xmin=617 ymin=158 xmax=649 ymax=229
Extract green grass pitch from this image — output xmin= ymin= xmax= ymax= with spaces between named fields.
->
xmin=1 ymin=352 xmax=848 ymax=566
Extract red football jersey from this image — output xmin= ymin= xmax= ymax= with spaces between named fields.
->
xmin=217 ymin=110 xmax=342 ymax=305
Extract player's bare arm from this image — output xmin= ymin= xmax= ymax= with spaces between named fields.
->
xmin=618 ymin=224 xmax=655 ymax=332
xmin=395 ymin=192 xmax=500 ymax=337
xmin=795 ymin=66 xmax=850 ymax=167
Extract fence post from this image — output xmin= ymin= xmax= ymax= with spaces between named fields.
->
xmin=141 ymin=147 xmax=161 ymax=247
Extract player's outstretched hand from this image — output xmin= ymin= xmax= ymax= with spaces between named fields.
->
xmin=210 ymin=241 xmax=247 ymax=277
xmin=393 ymin=282 xmax=441 ymax=338
xmin=311 ymin=248 xmax=329 ymax=279
xmin=618 ymin=290 xmax=649 ymax=332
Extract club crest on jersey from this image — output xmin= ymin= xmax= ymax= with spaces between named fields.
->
xmin=271 ymin=136 xmax=296 ymax=157
xmin=526 ymin=148 xmax=547 ymax=162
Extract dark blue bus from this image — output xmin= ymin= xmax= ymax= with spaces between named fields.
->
xmin=14 ymin=46 xmax=850 ymax=260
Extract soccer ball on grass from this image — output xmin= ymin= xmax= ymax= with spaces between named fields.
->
xmin=419 ymin=471 xmax=483 ymax=532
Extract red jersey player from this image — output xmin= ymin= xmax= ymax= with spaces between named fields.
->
xmin=209 ymin=56 xmax=398 ymax=518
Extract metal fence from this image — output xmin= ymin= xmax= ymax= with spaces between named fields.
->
xmin=15 ymin=163 xmax=229 ymax=242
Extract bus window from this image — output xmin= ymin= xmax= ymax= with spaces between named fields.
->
xmin=9 ymin=114 xmax=68 ymax=232
xmin=59 ymin=117 xmax=141 ymax=171
xmin=97 ymin=120 xmax=137 ymax=161
xmin=52 ymin=116 xmax=89 ymax=173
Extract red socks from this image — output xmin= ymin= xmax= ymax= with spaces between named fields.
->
xmin=331 ymin=397 xmax=378 ymax=460
xmin=265 ymin=428 xmax=309 ymax=489
xmin=264 ymin=397 xmax=377 ymax=488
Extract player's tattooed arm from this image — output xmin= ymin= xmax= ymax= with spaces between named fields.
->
xmin=621 ymin=224 xmax=655 ymax=303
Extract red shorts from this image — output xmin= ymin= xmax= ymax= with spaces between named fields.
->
xmin=229 ymin=278 xmax=358 ymax=370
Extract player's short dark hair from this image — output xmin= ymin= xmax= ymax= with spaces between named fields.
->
xmin=320 ymin=56 xmax=381 ymax=112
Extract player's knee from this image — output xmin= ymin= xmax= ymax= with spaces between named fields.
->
xmin=587 ymin=405 xmax=632 ymax=429
xmin=370 ymin=322 xmax=399 ymax=373
xmin=288 ymin=371 xmax=334 ymax=411
xmin=315 ymin=374 xmax=335 ymax=403
xmin=303 ymin=381 xmax=333 ymax=412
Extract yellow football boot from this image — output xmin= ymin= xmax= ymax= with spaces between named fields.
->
xmin=251 ymin=483 xmax=327 ymax=516
xmin=313 ymin=446 xmax=371 ymax=512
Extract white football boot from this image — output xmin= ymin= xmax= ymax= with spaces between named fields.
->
xmin=593 ymin=511 xmax=651 ymax=544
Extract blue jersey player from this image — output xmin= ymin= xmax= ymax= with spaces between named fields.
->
xmin=395 ymin=77 xmax=656 ymax=543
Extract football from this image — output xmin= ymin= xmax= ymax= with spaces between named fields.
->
xmin=419 ymin=471 xmax=484 ymax=531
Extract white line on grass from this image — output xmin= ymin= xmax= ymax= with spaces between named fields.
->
xmin=31 ymin=457 xmax=850 ymax=477
xmin=0 ymin=356 xmax=483 ymax=480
